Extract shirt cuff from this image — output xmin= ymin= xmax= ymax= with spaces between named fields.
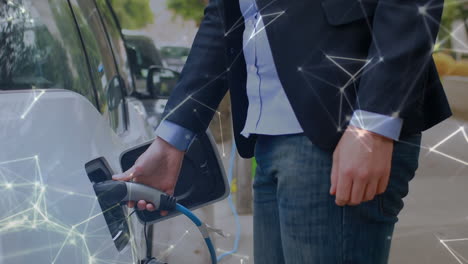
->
xmin=155 ymin=120 xmax=196 ymax=151
xmin=349 ymin=110 xmax=403 ymax=141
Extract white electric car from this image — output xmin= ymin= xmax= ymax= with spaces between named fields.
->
xmin=0 ymin=0 xmax=228 ymax=263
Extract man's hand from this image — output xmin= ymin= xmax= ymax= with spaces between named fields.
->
xmin=330 ymin=126 xmax=394 ymax=206
xmin=112 ymin=137 xmax=184 ymax=215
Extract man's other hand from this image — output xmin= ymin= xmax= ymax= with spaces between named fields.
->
xmin=112 ymin=137 xmax=185 ymax=215
xmin=330 ymin=126 xmax=394 ymax=206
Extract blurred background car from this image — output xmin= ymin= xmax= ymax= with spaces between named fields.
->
xmin=122 ymin=29 xmax=166 ymax=94
xmin=122 ymin=29 xmax=181 ymax=131
xmin=159 ymin=46 xmax=190 ymax=72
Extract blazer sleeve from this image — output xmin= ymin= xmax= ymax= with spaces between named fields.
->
xmin=356 ymin=0 xmax=443 ymax=119
xmin=162 ymin=0 xmax=228 ymax=135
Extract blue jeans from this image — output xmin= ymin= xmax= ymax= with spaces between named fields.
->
xmin=253 ymin=133 xmax=421 ymax=264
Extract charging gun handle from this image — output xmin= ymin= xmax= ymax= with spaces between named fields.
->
xmin=94 ymin=181 xmax=176 ymax=211
xmin=123 ymin=182 xmax=177 ymax=211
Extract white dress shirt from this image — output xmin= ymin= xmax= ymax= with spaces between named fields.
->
xmin=239 ymin=0 xmax=303 ymax=137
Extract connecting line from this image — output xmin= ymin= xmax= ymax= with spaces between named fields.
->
xmin=428 ymin=127 xmax=468 ymax=166
xmin=439 ymin=238 xmax=466 ymax=264
xmin=424 ymin=12 xmax=468 ymax=50
xmin=21 ymin=89 xmax=45 ymax=119
xmin=248 ymin=11 xmax=286 ymax=40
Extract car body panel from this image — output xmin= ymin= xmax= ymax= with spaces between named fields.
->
xmin=0 ymin=89 xmax=153 ymax=262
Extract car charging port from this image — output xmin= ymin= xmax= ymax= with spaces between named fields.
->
xmin=85 ymin=157 xmax=130 ymax=251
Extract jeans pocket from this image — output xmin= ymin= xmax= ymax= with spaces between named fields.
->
xmin=379 ymin=133 xmax=422 ymax=220
xmin=380 ymin=194 xmax=403 ymax=219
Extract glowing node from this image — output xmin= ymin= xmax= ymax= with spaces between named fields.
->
xmin=339 ymin=87 xmax=345 ymax=93
xmin=193 ymin=108 xmax=197 ymax=112
xmin=227 ymin=67 xmax=231 ymax=72
xmin=68 ymin=191 xmax=74 ymax=195
xmin=391 ymin=111 xmax=400 ymax=118
xmin=355 ymin=128 xmax=369 ymax=138
xmin=379 ymin=56 xmax=384 ymax=62
xmin=297 ymin=66 xmax=303 ymax=72
xmin=337 ymin=127 xmax=343 ymax=132
xmin=418 ymin=5 xmax=427 ymax=15
xmin=169 ymin=245 xmax=175 ymax=249
xmin=345 ymin=115 xmax=352 ymax=121
xmin=5 ymin=183 xmax=12 ymax=189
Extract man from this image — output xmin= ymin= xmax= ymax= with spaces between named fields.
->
xmin=113 ymin=0 xmax=451 ymax=263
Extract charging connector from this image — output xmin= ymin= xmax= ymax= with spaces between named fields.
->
xmin=93 ymin=181 xmax=217 ymax=264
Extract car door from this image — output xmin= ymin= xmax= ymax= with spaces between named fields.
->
xmin=68 ymin=0 xmax=155 ymax=259
xmin=88 ymin=0 xmax=155 ymax=141
xmin=0 ymin=0 xmax=151 ymax=262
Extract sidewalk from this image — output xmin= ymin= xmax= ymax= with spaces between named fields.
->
xmin=389 ymin=77 xmax=468 ymax=264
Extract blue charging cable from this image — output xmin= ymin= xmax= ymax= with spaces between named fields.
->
xmin=175 ymin=203 xmax=217 ymax=264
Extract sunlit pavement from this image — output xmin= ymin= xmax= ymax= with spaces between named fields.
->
xmin=149 ymin=198 xmax=253 ymax=264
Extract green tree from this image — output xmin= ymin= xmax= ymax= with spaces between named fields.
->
xmin=166 ymin=0 xmax=207 ymax=25
xmin=439 ymin=0 xmax=468 ymax=49
xmin=107 ymin=0 xmax=154 ymax=29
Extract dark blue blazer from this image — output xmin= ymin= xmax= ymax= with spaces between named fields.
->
xmin=163 ymin=0 xmax=452 ymax=158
